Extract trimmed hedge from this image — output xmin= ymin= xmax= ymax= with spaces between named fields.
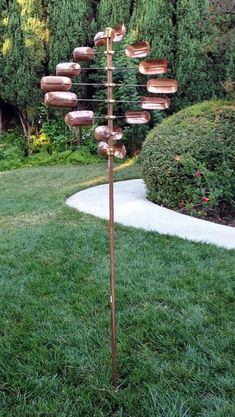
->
xmin=141 ymin=100 xmax=235 ymax=216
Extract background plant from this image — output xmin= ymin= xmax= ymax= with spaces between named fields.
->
xmin=141 ymin=100 xmax=235 ymax=217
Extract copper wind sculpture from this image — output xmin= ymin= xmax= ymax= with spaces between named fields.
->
xmin=41 ymin=24 xmax=177 ymax=389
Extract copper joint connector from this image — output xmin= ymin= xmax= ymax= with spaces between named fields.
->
xmin=105 ymin=27 xmax=114 ymax=38
xmin=107 ymin=147 xmax=114 ymax=156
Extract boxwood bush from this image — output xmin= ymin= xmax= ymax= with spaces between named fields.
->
xmin=141 ymin=100 xmax=235 ymax=217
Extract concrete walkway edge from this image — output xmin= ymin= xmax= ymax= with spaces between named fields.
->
xmin=66 ymin=179 xmax=235 ymax=250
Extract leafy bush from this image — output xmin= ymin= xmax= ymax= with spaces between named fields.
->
xmin=141 ymin=100 xmax=235 ymax=217
xmin=0 ymin=149 xmax=101 ymax=171
xmin=0 ymin=130 xmax=25 ymax=161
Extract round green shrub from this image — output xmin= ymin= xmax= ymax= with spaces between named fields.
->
xmin=141 ymin=100 xmax=235 ymax=216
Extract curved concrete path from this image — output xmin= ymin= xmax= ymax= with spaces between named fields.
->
xmin=66 ymin=179 xmax=235 ymax=250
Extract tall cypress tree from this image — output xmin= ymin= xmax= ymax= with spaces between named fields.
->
xmin=174 ymin=0 xmax=218 ymax=108
xmin=48 ymin=0 xmax=92 ymax=73
xmin=130 ymin=0 xmax=175 ymax=66
xmin=0 ymin=0 xmax=48 ymax=141
xmin=97 ymin=0 xmax=132 ymax=28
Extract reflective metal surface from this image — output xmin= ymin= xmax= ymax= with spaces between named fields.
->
xmin=139 ymin=59 xmax=167 ymax=75
xmin=65 ymin=110 xmax=94 ymax=127
xmin=94 ymin=32 xmax=106 ymax=47
xmin=97 ymin=141 xmax=109 ymax=156
xmin=113 ymin=24 xmax=126 ymax=42
xmin=125 ymin=110 xmax=151 ymax=124
xmin=44 ymin=92 xmax=78 ymax=107
xmin=41 ymin=76 xmax=72 ymax=92
xmin=112 ymin=126 xmax=123 ymax=141
xmin=94 ymin=125 xmax=123 ymax=141
xmin=125 ymin=41 xmax=150 ymax=58
xmin=56 ymin=62 xmax=81 ymax=77
xmin=95 ymin=125 xmax=111 ymax=141
xmin=94 ymin=31 xmax=114 ymax=46
xmin=97 ymin=141 xmax=126 ymax=159
xmin=73 ymin=47 xmax=95 ymax=61
xmin=141 ymin=96 xmax=170 ymax=110
xmin=147 ymin=79 xmax=178 ymax=94
xmin=113 ymin=143 xmax=126 ymax=159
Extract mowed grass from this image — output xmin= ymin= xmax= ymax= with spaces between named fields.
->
xmin=0 ymin=162 xmax=234 ymax=417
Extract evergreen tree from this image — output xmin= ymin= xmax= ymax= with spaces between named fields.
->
xmin=174 ymin=0 xmax=218 ymax=108
xmin=48 ymin=0 xmax=92 ymax=73
xmin=0 ymin=0 xmax=48 ymax=143
xmin=130 ymin=0 xmax=175 ymax=66
xmin=97 ymin=0 xmax=132 ymax=29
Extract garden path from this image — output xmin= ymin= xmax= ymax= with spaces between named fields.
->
xmin=66 ymin=179 xmax=235 ymax=250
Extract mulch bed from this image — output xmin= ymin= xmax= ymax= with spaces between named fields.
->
xmin=178 ymin=208 xmax=235 ymax=228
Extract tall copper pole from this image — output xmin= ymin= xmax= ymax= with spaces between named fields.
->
xmin=106 ymin=27 xmax=117 ymax=388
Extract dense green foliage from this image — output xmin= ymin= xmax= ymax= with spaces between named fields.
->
xmin=0 ymin=125 xmax=101 ymax=170
xmin=130 ymin=0 xmax=174 ymax=66
xmin=0 ymin=164 xmax=234 ymax=416
xmin=0 ymin=0 xmax=234 ymax=156
xmin=141 ymin=100 xmax=235 ymax=216
xmin=0 ymin=0 xmax=47 ymax=139
xmin=48 ymin=0 xmax=92 ymax=73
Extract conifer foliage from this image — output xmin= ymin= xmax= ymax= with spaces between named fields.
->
xmin=48 ymin=0 xmax=92 ymax=73
xmin=0 ymin=0 xmax=234 ymax=146
xmin=0 ymin=0 xmax=48 ymax=139
xmin=174 ymin=0 xmax=218 ymax=108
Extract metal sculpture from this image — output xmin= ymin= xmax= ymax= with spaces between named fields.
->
xmin=41 ymin=24 xmax=178 ymax=389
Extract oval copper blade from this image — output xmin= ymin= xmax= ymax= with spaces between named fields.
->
xmin=113 ymin=24 xmax=126 ymax=42
xmin=141 ymin=96 xmax=170 ymax=110
xmin=65 ymin=111 xmax=94 ymax=127
xmin=44 ymin=92 xmax=78 ymax=108
xmin=56 ymin=62 xmax=81 ymax=77
xmin=94 ymin=31 xmax=115 ymax=47
xmin=147 ymin=79 xmax=178 ymax=94
xmin=95 ymin=125 xmax=111 ymax=141
xmin=125 ymin=41 xmax=150 ymax=59
xmin=139 ymin=59 xmax=167 ymax=75
xmin=112 ymin=126 xmax=123 ymax=141
xmin=73 ymin=47 xmax=95 ymax=61
xmin=97 ymin=141 xmax=109 ymax=157
xmin=113 ymin=143 xmax=126 ymax=159
xmin=94 ymin=32 xmax=106 ymax=47
xmin=41 ymin=76 xmax=72 ymax=92
xmin=125 ymin=110 xmax=151 ymax=124
xmin=95 ymin=126 xmax=123 ymax=141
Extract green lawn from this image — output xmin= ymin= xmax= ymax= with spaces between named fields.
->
xmin=0 ymin=162 xmax=234 ymax=417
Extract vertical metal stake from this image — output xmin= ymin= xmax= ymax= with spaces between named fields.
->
xmin=106 ymin=27 xmax=117 ymax=389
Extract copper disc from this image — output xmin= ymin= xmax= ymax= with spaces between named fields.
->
xmin=94 ymin=32 xmax=106 ymax=47
xmin=125 ymin=110 xmax=151 ymax=124
xmin=73 ymin=47 xmax=95 ymax=61
xmin=139 ymin=59 xmax=167 ymax=75
xmin=147 ymin=79 xmax=178 ymax=94
xmin=41 ymin=76 xmax=72 ymax=92
xmin=112 ymin=126 xmax=123 ymax=141
xmin=97 ymin=141 xmax=109 ymax=157
xmin=44 ymin=92 xmax=78 ymax=108
xmin=125 ymin=41 xmax=150 ymax=59
xmin=95 ymin=126 xmax=111 ymax=141
xmin=141 ymin=96 xmax=170 ymax=110
xmin=65 ymin=111 xmax=94 ymax=127
xmin=113 ymin=143 xmax=126 ymax=159
xmin=113 ymin=24 xmax=126 ymax=42
xmin=56 ymin=62 xmax=81 ymax=77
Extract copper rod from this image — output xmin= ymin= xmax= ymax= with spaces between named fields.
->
xmin=79 ymin=67 xmax=137 ymax=71
xmin=106 ymin=28 xmax=117 ymax=389
xmin=76 ymin=98 xmax=140 ymax=103
xmin=73 ymin=83 xmax=146 ymax=87
xmin=94 ymin=115 xmax=124 ymax=119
